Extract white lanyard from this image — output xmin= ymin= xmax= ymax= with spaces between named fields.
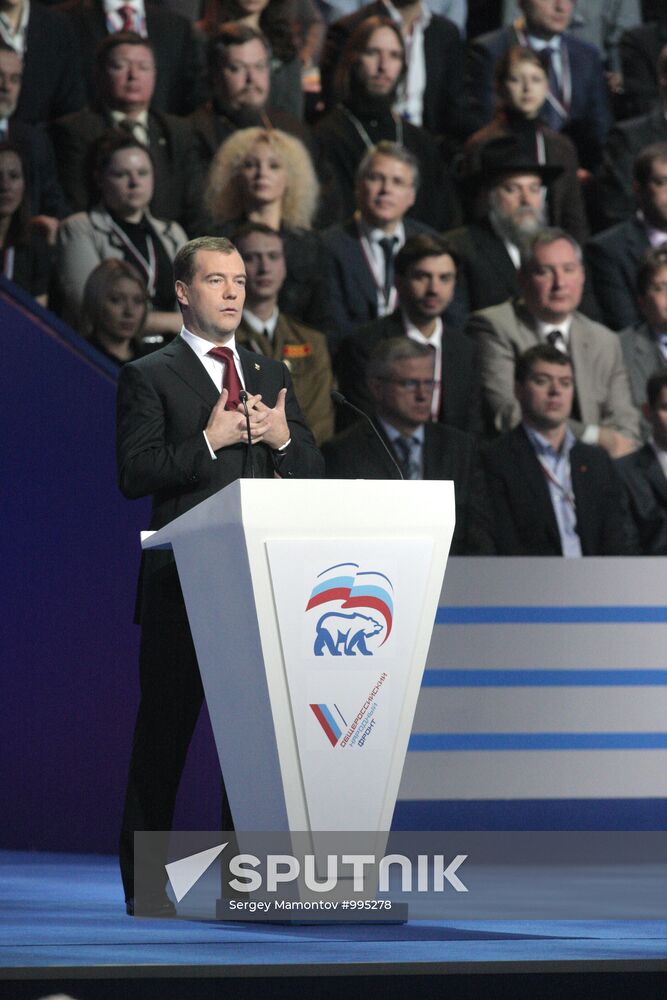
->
xmin=516 ymin=28 xmax=572 ymax=118
xmin=356 ymin=221 xmax=398 ymax=313
xmin=537 ymin=454 xmax=576 ymax=509
xmin=108 ymin=216 xmax=157 ymax=297
xmin=340 ymin=105 xmax=404 ymax=150
xmin=2 ymin=245 xmax=14 ymax=280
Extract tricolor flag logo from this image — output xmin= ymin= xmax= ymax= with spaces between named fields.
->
xmin=310 ymin=703 xmax=346 ymax=747
xmin=305 ymin=563 xmax=394 ymax=644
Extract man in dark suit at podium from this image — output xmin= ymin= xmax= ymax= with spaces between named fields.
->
xmin=116 ymin=236 xmax=323 ymax=916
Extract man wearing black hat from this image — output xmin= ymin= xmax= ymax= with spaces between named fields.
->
xmin=445 ymin=136 xmax=566 ymax=316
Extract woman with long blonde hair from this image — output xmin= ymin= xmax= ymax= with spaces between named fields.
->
xmin=206 ymin=127 xmax=326 ymax=327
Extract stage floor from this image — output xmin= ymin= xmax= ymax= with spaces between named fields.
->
xmin=1 ymin=850 xmax=666 ymax=998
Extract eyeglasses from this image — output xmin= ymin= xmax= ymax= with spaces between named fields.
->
xmin=380 ymin=377 xmax=439 ymax=391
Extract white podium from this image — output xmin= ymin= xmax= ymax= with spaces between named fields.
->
xmin=143 ymin=479 xmax=454 ymax=841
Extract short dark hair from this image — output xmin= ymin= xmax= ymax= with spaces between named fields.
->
xmin=92 ymin=128 xmax=155 ymax=181
xmin=637 ymin=245 xmax=667 ymax=296
xmin=173 ymin=236 xmax=238 ymax=285
xmin=366 ymin=337 xmax=435 ymax=380
xmin=207 ymin=22 xmax=270 ymax=75
xmin=634 ymin=142 xmax=667 ymax=186
xmin=95 ymin=31 xmax=155 ymax=73
xmin=515 ymin=343 xmax=573 ymax=384
xmin=646 ymin=370 xmax=667 ymax=408
xmin=334 ymin=16 xmax=405 ymax=103
xmin=231 ymin=220 xmax=283 ymax=247
xmin=394 ymin=234 xmax=457 ymax=276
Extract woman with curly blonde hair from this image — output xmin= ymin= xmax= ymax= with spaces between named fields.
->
xmin=206 ymin=127 xmax=327 ymax=328
xmin=205 ymin=127 xmax=319 ymax=231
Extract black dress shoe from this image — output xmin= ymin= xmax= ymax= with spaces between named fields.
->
xmin=125 ymin=895 xmax=177 ymax=918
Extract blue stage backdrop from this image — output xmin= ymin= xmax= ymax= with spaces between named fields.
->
xmin=2 ymin=280 xmax=220 ymax=854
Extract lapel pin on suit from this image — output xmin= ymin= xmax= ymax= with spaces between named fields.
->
xmin=254 ymin=362 xmax=261 ymax=370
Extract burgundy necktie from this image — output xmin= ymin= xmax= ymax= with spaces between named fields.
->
xmin=118 ymin=4 xmax=135 ymax=31
xmin=208 ymin=346 xmax=242 ymax=410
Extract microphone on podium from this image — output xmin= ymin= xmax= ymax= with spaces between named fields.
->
xmin=330 ymin=390 xmax=404 ymax=480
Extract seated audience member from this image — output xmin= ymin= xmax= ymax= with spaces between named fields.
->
xmin=446 ymin=135 xmax=563 ymax=315
xmin=619 ymin=247 xmax=667 ymax=437
xmin=619 ymin=12 xmax=667 ymax=120
xmin=51 ymin=33 xmax=205 ymax=237
xmin=0 ymin=0 xmax=85 ymax=124
xmin=466 ymin=0 xmax=612 ymax=170
xmin=79 ymin=258 xmax=152 ymax=365
xmin=617 ymin=371 xmax=667 ymax=554
xmin=233 ymin=221 xmax=335 ymax=445
xmin=336 ymin=233 xmax=480 ymax=433
xmin=190 ymin=24 xmax=339 ymax=227
xmin=198 ymin=0 xmax=303 ymax=118
xmin=468 ymin=227 xmax=640 ymax=455
xmin=319 ymin=0 xmax=475 ymax=140
xmin=59 ymin=0 xmax=206 ymax=117
xmin=314 ymin=17 xmax=460 ymax=231
xmin=482 ymin=343 xmax=638 ymax=555
xmin=587 ymin=143 xmax=667 ymax=332
xmin=599 ymin=45 xmax=667 ymax=229
xmin=205 ymin=126 xmax=327 ymax=329
xmin=324 ymin=338 xmax=495 ymax=554
xmin=56 ymin=131 xmax=187 ymax=335
xmin=0 ymin=142 xmax=51 ymax=305
xmin=464 ymin=47 xmax=589 ymax=243
xmin=0 ymin=43 xmax=69 ymax=233
xmin=321 ymin=141 xmax=442 ymax=351
xmin=501 ymin=0 xmax=642 ymax=96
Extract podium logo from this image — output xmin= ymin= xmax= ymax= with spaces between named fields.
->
xmin=310 ymin=673 xmax=387 ymax=749
xmin=306 ymin=562 xmax=394 ymax=657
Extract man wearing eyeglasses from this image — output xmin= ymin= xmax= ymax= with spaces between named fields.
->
xmin=482 ymin=342 xmax=637 ymax=555
xmin=323 ymin=337 xmax=494 ymax=554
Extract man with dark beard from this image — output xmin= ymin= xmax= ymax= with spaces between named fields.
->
xmin=314 ymin=16 xmax=460 ymax=231
xmin=318 ymin=0 xmax=475 ymax=140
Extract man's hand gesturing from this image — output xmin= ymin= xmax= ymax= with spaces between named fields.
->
xmin=204 ymin=388 xmax=290 ymax=451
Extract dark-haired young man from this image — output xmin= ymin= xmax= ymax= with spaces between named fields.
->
xmin=482 ymin=343 xmax=637 ymax=555
xmin=336 ymin=232 xmax=479 ymax=432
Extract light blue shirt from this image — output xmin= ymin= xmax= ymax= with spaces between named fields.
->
xmin=524 ymin=424 xmax=582 ymax=558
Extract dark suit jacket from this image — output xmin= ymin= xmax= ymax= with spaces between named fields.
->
xmin=619 ymin=321 xmax=667 ymax=440
xmin=616 ymin=443 xmax=667 ymax=554
xmin=14 ymin=2 xmax=86 ymax=124
xmin=444 ymin=219 xmax=519 ymax=315
xmin=313 ymin=103 xmax=461 ymax=232
xmin=50 ymin=106 xmax=206 ymax=236
xmin=8 ymin=120 xmax=70 ymax=219
xmin=466 ymin=25 xmax=612 ymax=169
xmin=57 ymin=0 xmax=206 ymax=116
xmin=319 ymin=1 xmax=476 ymax=138
xmin=482 ymin=424 xmax=637 ymax=555
xmin=598 ymin=107 xmax=667 ymax=228
xmin=117 ymin=336 xmax=323 ymax=530
xmin=619 ymin=20 xmax=667 ymax=120
xmin=463 ymin=118 xmax=589 ymax=244
xmin=585 ymin=214 xmax=649 ymax=331
xmin=335 ymin=309 xmax=481 ymax=435
xmin=320 ymin=216 xmax=436 ymax=350
xmin=322 ymin=418 xmax=495 ymax=554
